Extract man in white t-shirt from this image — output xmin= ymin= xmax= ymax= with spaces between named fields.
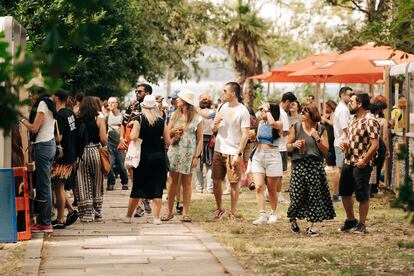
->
xmin=211 ymin=82 xmax=250 ymax=220
xmin=332 ymin=86 xmax=352 ymax=201
xmin=278 ymin=92 xmax=297 ymax=203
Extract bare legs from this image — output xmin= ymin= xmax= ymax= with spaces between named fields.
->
xmin=213 ymin=179 xmax=223 ymax=211
xmin=152 ymin=198 xmax=162 ymax=219
xmin=52 ymin=183 xmax=66 ymax=223
xmin=252 ymin=173 xmax=280 ymax=212
xmin=166 ymin=171 xmax=193 ymax=217
xmin=342 ymin=196 xmax=369 ymax=224
xmin=213 ymin=178 xmax=239 ymax=215
xmin=127 ymin=198 xmax=140 ymax=218
xmin=229 ymin=182 xmax=239 ymax=215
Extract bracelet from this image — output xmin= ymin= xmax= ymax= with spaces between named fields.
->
xmin=20 ymin=118 xmax=25 ymax=123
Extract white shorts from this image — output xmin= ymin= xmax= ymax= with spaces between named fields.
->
xmin=249 ymin=148 xmax=283 ymax=177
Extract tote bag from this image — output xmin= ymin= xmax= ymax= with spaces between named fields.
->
xmin=125 ymin=139 xmax=142 ymax=169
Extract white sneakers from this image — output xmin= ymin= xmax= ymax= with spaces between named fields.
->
xmin=267 ymin=213 xmax=278 ymax=224
xmin=253 ymin=213 xmax=278 ymax=225
xmin=253 ymin=214 xmax=268 ymax=225
xmin=153 ymin=218 xmax=162 ymax=225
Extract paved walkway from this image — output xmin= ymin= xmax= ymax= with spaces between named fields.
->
xmin=37 ymin=186 xmax=246 ymax=275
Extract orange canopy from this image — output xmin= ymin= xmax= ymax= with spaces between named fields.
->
xmin=271 ymin=52 xmax=336 ymax=72
xmin=290 ymin=43 xmax=414 ymax=84
xmin=248 ymin=53 xmax=336 ymax=83
xmin=247 ymin=72 xmax=272 ymax=80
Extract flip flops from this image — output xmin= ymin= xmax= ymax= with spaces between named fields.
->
xmin=161 ymin=214 xmax=174 ymax=221
xmin=181 ymin=215 xmax=192 ymax=223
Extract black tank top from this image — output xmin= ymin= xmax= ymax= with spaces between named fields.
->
xmin=84 ymin=119 xmax=100 ymax=144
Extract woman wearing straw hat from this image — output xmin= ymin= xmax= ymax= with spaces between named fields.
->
xmin=162 ymin=90 xmax=203 ymax=222
xmin=125 ymin=95 xmax=171 ymax=224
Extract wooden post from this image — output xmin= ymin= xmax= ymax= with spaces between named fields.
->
xmin=315 ymin=82 xmax=321 ymax=111
xmin=384 ymin=65 xmax=391 ymax=189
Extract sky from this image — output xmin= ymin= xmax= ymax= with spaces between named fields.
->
xmin=132 ymin=0 xmax=364 ymax=103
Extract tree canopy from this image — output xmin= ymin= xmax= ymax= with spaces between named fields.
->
xmin=1 ymin=0 xmax=218 ymax=98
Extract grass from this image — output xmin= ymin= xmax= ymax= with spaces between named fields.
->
xmin=189 ymin=171 xmax=414 ymax=275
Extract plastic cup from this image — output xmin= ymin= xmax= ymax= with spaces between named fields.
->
xmin=299 ymin=139 xmax=305 ymax=154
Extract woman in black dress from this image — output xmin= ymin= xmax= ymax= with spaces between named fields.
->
xmin=125 ymin=95 xmax=171 ymax=224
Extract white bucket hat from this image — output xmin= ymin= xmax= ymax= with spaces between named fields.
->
xmin=141 ymin=95 xmax=157 ymax=109
xmin=177 ymin=89 xmax=195 ymax=106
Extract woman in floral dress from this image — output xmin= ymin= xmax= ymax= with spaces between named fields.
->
xmin=162 ymin=90 xmax=203 ymax=222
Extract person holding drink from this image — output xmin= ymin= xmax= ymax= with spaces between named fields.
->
xmin=338 ymin=92 xmax=379 ymax=234
xmin=286 ymin=104 xmax=336 ymax=236
xmin=249 ymin=102 xmax=284 ymax=225
xmin=163 ymin=90 xmax=203 ymax=222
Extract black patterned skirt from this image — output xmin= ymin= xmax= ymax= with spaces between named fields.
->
xmin=287 ymin=157 xmax=336 ymax=222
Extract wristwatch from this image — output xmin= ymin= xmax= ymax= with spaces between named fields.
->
xmin=238 ymin=151 xmax=243 ymax=157
xmin=315 ymin=138 xmax=321 ymax=143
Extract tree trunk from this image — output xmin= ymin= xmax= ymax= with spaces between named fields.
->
xmin=243 ymin=79 xmax=254 ymax=109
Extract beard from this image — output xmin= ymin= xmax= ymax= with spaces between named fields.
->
xmin=350 ymin=108 xmax=357 ymax=115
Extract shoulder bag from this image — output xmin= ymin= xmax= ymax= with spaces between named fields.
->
xmin=125 ymin=115 xmax=142 ymax=169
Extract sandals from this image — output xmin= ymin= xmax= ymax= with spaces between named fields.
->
xmin=161 ymin=214 xmax=174 ymax=221
xmin=181 ymin=215 xmax=192 ymax=223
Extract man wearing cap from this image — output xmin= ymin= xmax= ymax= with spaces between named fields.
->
xmin=211 ymin=82 xmax=250 ymax=220
xmin=167 ymin=91 xmax=179 ymax=124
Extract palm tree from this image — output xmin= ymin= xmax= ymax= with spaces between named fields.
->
xmin=221 ymin=0 xmax=269 ymax=108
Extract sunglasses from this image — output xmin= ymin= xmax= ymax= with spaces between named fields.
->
xmin=135 ymin=89 xmax=145 ymax=94
xmin=301 ymin=110 xmax=309 ymax=115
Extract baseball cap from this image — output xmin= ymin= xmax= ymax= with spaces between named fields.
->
xmin=168 ymin=90 xmax=179 ymax=99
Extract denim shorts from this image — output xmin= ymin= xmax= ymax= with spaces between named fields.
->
xmin=334 ymin=146 xmax=345 ymax=168
xmin=250 ymin=148 xmax=283 ymax=177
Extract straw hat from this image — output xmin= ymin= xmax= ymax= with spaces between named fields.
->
xmin=141 ymin=95 xmax=157 ymax=109
xmin=177 ymin=90 xmax=195 ymax=106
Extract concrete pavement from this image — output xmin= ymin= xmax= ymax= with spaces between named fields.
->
xmin=36 ymin=186 xmax=246 ymax=275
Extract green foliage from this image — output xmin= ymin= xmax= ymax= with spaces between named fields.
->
xmin=392 ymin=148 xmax=414 ymax=224
xmin=0 ymin=0 xmax=218 ymax=132
xmin=363 ymin=0 xmax=414 ymax=54
xmin=2 ymin=0 xmax=218 ymax=98
xmin=325 ymin=0 xmax=414 ymax=54
xmin=0 ymin=33 xmax=33 ymax=134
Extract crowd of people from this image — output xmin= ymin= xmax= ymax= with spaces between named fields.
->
xmin=22 ymin=81 xmax=389 ymax=236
